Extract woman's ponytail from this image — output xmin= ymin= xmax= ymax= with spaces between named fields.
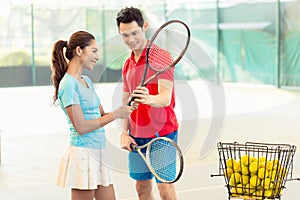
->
xmin=51 ymin=40 xmax=68 ymax=103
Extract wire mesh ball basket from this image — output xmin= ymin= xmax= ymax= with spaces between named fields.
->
xmin=212 ymin=142 xmax=297 ymax=200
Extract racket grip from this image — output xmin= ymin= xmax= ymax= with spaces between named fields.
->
xmin=130 ymin=143 xmax=137 ymax=151
xmin=128 ymin=96 xmax=138 ymax=106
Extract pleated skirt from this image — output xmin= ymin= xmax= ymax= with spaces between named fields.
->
xmin=56 ymin=146 xmax=113 ymax=190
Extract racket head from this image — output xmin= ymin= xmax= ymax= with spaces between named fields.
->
xmin=146 ymin=20 xmax=190 ymax=74
xmin=145 ymin=137 xmax=184 ymax=183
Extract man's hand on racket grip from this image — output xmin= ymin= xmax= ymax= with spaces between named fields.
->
xmin=132 ymin=86 xmax=150 ymax=104
xmin=120 ymin=132 xmax=136 ymax=152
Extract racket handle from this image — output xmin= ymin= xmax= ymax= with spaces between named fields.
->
xmin=130 ymin=143 xmax=137 ymax=151
xmin=128 ymin=97 xmax=137 ymax=106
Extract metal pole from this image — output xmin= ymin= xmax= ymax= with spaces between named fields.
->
xmin=101 ymin=5 xmax=107 ymax=82
xmin=31 ymin=4 xmax=36 ymax=85
xmin=163 ymin=2 xmax=168 ymax=22
xmin=276 ymin=0 xmax=281 ymax=88
xmin=216 ymin=0 xmax=221 ymax=85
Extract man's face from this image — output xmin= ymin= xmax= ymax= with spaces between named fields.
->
xmin=119 ymin=21 xmax=147 ymax=52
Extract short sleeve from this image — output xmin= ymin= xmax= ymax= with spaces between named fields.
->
xmin=122 ymin=59 xmax=130 ymax=93
xmin=58 ymin=78 xmax=80 ymax=108
xmin=158 ymin=65 xmax=175 ymax=81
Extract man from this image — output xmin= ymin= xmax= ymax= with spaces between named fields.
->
xmin=116 ymin=7 xmax=179 ymax=200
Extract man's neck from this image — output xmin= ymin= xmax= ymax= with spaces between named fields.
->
xmin=133 ymin=40 xmax=148 ymax=62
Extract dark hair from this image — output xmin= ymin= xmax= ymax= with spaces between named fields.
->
xmin=50 ymin=31 xmax=95 ymax=103
xmin=116 ymin=7 xmax=144 ymax=28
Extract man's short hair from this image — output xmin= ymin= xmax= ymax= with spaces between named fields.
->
xmin=116 ymin=7 xmax=144 ymax=28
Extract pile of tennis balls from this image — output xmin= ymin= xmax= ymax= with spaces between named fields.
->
xmin=224 ymin=155 xmax=287 ymax=199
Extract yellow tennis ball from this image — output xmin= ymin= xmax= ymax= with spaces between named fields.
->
xmin=259 ymin=161 xmax=266 ymax=168
xmin=258 ymin=168 xmax=268 ymax=179
xmin=266 ymin=160 xmax=273 ymax=171
xmin=224 ymin=168 xmax=233 ymax=179
xmin=261 ymin=178 xmax=274 ymax=190
xmin=226 ymin=158 xmax=237 ymax=169
xmin=229 ymin=172 xmax=241 ymax=186
xmin=272 ymin=159 xmax=280 ymax=166
xmin=274 ymin=186 xmax=283 ymax=196
xmin=236 ymin=183 xmax=243 ymax=194
xmin=269 ymin=170 xmax=277 ymax=181
xmin=241 ymin=165 xmax=249 ymax=175
xmin=280 ymin=167 xmax=287 ymax=178
xmin=241 ymin=155 xmax=250 ymax=166
xmin=273 ymin=164 xmax=281 ymax=171
xmin=233 ymin=162 xmax=241 ymax=173
xmin=253 ymin=190 xmax=263 ymax=199
xmin=231 ymin=187 xmax=239 ymax=197
xmin=250 ymin=175 xmax=261 ymax=188
xmin=258 ymin=157 xmax=266 ymax=164
xmin=250 ymin=157 xmax=258 ymax=163
xmin=243 ymin=183 xmax=255 ymax=195
xmin=241 ymin=175 xmax=249 ymax=185
xmin=249 ymin=161 xmax=258 ymax=174
xmin=264 ymin=189 xmax=273 ymax=198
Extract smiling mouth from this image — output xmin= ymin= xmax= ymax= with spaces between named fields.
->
xmin=129 ymin=42 xmax=138 ymax=48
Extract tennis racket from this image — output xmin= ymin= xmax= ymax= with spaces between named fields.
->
xmin=128 ymin=19 xmax=191 ymax=105
xmin=130 ymin=137 xmax=184 ymax=183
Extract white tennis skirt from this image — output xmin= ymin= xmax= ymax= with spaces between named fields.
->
xmin=56 ymin=146 xmax=113 ymax=190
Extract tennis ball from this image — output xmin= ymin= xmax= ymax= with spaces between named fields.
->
xmin=259 ymin=161 xmax=266 ymax=168
xmin=250 ymin=157 xmax=258 ymax=163
xmin=241 ymin=165 xmax=249 ymax=175
xmin=249 ymin=161 xmax=258 ymax=174
xmin=253 ymin=190 xmax=263 ymax=199
xmin=250 ymin=175 xmax=261 ymax=188
xmin=224 ymin=168 xmax=233 ymax=178
xmin=241 ymin=155 xmax=250 ymax=166
xmin=243 ymin=183 xmax=255 ymax=195
xmin=266 ymin=160 xmax=273 ymax=171
xmin=236 ymin=183 xmax=243 ymax=194
xmin=271 ymin=159 xmax=280 ymax=166
xmin=269 ymin=170 xmax=277 ymax=181
xmin=229 ymin=173 xmax=241 ymax=186
xmin=231 ymin=187 xmax=239 ymax=197
xmin=226 ymin=158 xmax=237 ymax=169
xmin=233 ymin=162 xmax=241 ymax=173
xmin=280 ymin=167 xmax=287 ymax=179
xmin=273 ymin=164 xmax=280 ymax=171
xmin=264 ymin=189 xmax=273 ymax=198
xmin=258 ymin=157 xmax=266 ymax=164
xmin=261 ymin=178 xmax=274 ymax=190
xmin=241 ymin=175 xmax=249 ymax=185
xmin=258 ymin=168 xmax=268 ymax=179
xmin=274 ymin=186 xmax=283 ymax=196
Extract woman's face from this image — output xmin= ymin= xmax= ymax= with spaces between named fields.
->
xmin=80 ymin=39 xmax=99 ymax=71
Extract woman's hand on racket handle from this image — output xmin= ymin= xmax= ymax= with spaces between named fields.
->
xmin=112 ymin=104 xmax=133 ymax=119
xmin=120 ymin=132 xmax=136 ymax=152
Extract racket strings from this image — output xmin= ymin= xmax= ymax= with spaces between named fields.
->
xmin=148 ymin=45 xmax=173 ymax=71
xmin=148 ymin=23 xmax=189 ymax=72
xmin=148 ymin=139 xmax=180 ymax=181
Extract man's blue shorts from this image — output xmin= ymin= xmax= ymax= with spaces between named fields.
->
xmin=128 ymin=131 xmax=178 ymax=183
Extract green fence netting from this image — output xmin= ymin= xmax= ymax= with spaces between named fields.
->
xmin=1 ymin=1 xmax=300 ymax=88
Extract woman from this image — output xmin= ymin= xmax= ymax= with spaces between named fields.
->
xmin=51 ymin=31 xmax=132 ymax=200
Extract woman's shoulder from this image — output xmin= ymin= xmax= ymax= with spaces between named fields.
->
xmin=59 ymin=73 xmax=77 ymax=90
